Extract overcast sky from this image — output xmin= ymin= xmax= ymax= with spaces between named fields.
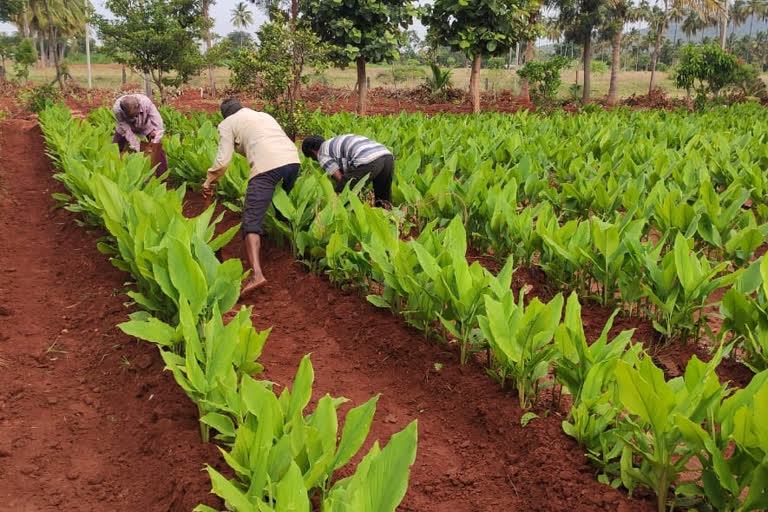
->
xmin=0 ymin=1 xmax=428 ymax=40
xmin=0 ymin=0 xmax=271 ymax=39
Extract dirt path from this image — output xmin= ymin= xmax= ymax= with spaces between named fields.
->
xmin=0 ymin=121 xmax=221 ymax=511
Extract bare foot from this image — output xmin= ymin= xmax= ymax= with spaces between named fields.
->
xmin=240 ymin=276 xmax=267 ymax=299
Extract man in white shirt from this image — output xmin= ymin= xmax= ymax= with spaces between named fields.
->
xmin=203 ymin=99 xmax=301 ymax=297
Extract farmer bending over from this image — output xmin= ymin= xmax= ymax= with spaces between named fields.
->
xmin=202 ymin=99 xmax=300 ymax=297
xmin=112 ymin=93 xmax=167 ymax=175
xmin=301 ymin=134 xmax=393 ymax=208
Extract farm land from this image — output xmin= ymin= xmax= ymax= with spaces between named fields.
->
xmin=1 ymin=81 xmax=767 ymax=512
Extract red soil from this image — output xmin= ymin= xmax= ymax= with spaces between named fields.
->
xmin=0 ymin=120 xmax=222 ymax=511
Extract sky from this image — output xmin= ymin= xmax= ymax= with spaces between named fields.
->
xmin=0 ymin=0 xmax=427 ymax=40
xmin=0 ymin=0 xmax=272 ymax=39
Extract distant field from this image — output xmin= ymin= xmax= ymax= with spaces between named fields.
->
xmin=19 ymin=63 xmax=768 ymax=102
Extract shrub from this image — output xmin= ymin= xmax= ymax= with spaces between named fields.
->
xmin=486 ymin=56 xmax=506 ymax=69
xmin=590 ymin=60 xmax=609 ymax=74
xmin=423 ymin=62 xmax=454 ymax=100
xmin=20 ymin=84 xmax=61 ymax=113
xmin=674 ymin=43 xmax=740 ymax=101
xmin=517 ymin=56 xmax=570 ymax=106
xmin=13 ymin=38 xmax=36 ymax=82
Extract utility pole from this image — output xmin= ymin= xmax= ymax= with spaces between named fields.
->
xmin=85 ymin=0 xmax=92 ymax=88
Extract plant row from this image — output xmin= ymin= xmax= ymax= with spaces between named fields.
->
xmin=40 ymin=105 xmax=418 ymax=512
xmin=129 ymin=104 xmax=768 ymax=354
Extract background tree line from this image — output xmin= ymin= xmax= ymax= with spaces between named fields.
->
xmin=0 ymin=0 xmax=766 ymax=112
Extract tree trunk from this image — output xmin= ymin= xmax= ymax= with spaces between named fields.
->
xmin=38 ymin=35 xmax=45 ymax=68
xmin=607 ymin=29 xmax=622 ymax=105
xmin=42 ymin=0 xmax=64 ymax=88
xmin=23 ymin=8 xmax=30 ymax=38
xmin=47 ymin=32 xmax=54 ymax=66
xmin=290 ymin=0 xmax=301 ymax=100
xmin=519 ymin=39 xmax=535 ymax=101
xmin=649 ymin=7 xmax=668 ymax=93
xmin=518 ymin=10 xmax=539 ymax=101
xmin=356 ymin=57 xmax=368 ymax=116
xmin=582 ymin=33 xmax=592 ymax=103
xmin=144 ymin=72 xmax=153 ymax=97
xmin=720 ymin=0 xmax=729 ymax=49
xmin=469 ymin=53 xmax=482 ymax=113
xmin=202 ymin=0 xmax=216 ymax=93
xmin=122 ymin=66 xmax=127 ymax=85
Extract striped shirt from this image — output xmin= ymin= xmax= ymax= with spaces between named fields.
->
xmin=317 ymin=135 xmax=392 ymax=176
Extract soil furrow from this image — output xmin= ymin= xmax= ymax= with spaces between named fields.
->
xmin=0 ymin=120 xmax=220 ymax=512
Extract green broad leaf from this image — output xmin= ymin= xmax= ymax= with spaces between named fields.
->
xmin=200 ymin=412 xmax=236 ymax=439
xmin=366 ymin=294 xmax=391 ymax=309
xmin=334 ymin=395 xmax=380 ymax=471
xmin=96 ymin=242 xmax=117 ymax=255
xmin=272 ymin=186 xmax=296 ymax=221
xmin=168 ymin=237 xmax=208 ymax=317
xmin=359 ymin=420 xmax=418 ymax=512
xmin=210 ymin=258 xmax=244 ymax=313
xmin=210 ymin=224 xmax=240 ymax=252
xmin=241 ymin=375 xmax=284 ymax=434
xmin=287 ymin=354 xmax=314 ymax=423
xmin=615 ymin=360 xmax=669 ymax=436
xmin=192 ymin=506 xmax=221 ymax=512
xmin=179 ymin=295 xmax=204 ymax=363
xmin=202 ymin=466 xmax=256 ymax=512
xmin=673 ymin=233 xmax=697 ymax=295
xmin=520 ymin=412 xmax=539 ymax=427
xmin=126 ymin=291 xmax=163 ymax=312
xmin=118 ymin=316 xmax=177 ymax=346
xmin=274 ymin=462 xmax=310 ymax=512
xmin=185 ymin=343 xmax=208 ymax=395
xmin=410 ymin=242 xmax=440 ymax=280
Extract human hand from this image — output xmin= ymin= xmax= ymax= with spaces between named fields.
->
xmin=202 ymin=182 xmax=214 ymax=202
xmin=332 ymin=169 xmax=343 ymax=182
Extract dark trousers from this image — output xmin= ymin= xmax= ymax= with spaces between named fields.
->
xmin=113 ymin=132 xmax=168 ymax=177
xmin=243 ymin=163 xmax=300 ymax=237
xmin=336 ymin=154 xmax=394 ymax=206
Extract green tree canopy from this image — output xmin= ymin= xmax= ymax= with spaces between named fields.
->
xmin=425 ymin=0 xmax=537 ymax=112
xmin=301 ymin=0 xmax=419 ymax=114
xmin=95 ymin=0 xmax=208 ymax=100
xmin=553 ymin=0 xmax=604 ymax=103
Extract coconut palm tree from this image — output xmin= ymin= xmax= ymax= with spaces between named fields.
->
xmin=681 ymin=9 xmax=704 ymax=41
xmin=744 ymin=0 xmax=764 ymax=37
xmin=518 ymin=0 xmax=544 ymax=102
xmin=231 ymin=2 xmax=254 ymax=47
xmin=648 ymin=0 xmax=722 ymax=93
xmin=730 ymin=0 xmax=749 ymax=40
xmin=601 ymin=0 xmax=635 ymax=105
xmin=12 ymin=0 xmax=86 ymax=72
